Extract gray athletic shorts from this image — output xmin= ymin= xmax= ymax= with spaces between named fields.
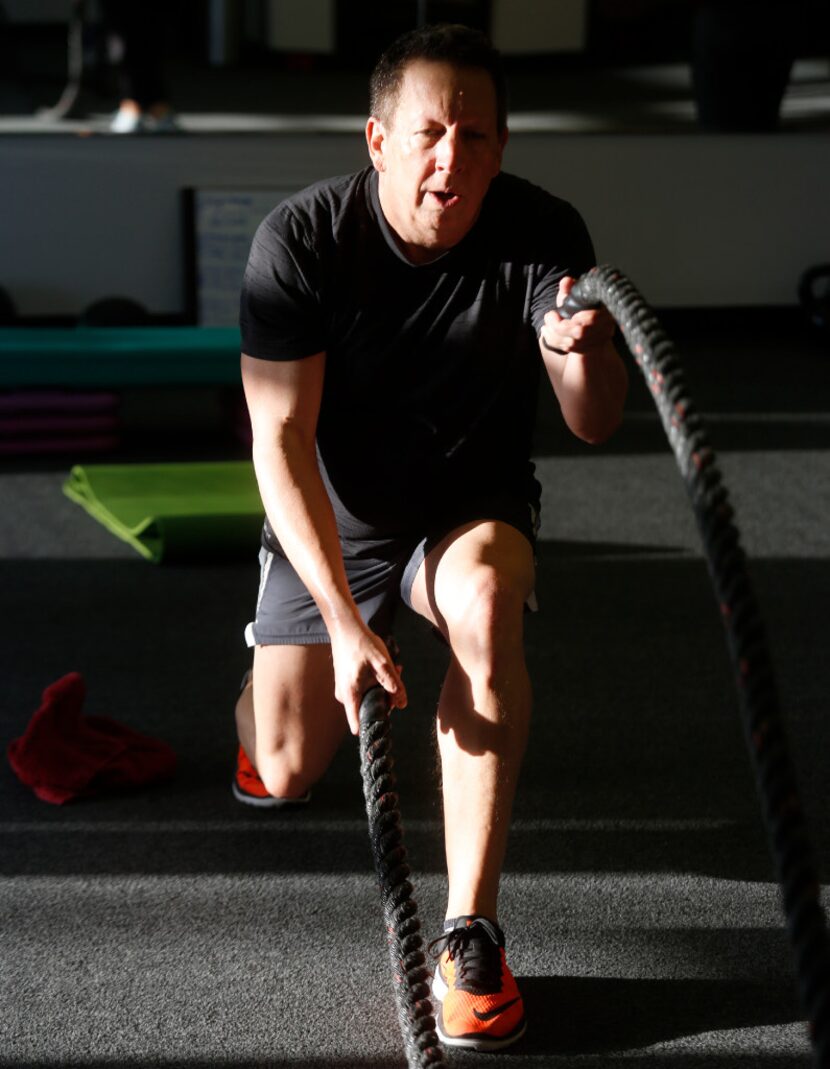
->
xmin=244 ymin=494 xmax=540 ymax=647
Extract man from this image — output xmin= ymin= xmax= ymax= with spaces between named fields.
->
xmin=234 ymin=24 xmax=627 ymax=1052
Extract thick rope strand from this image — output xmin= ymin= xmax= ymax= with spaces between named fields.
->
xmin=359 ymin=686 xmax=445 ymax=1068
xmin=562 ymin=265 xmax=830 ymax=1066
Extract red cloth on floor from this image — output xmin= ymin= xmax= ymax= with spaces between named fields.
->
xmin=7 ymin=672 xmax=176 ymax=804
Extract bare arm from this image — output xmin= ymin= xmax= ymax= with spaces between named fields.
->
xmin=241 ymin=352 xmax=406 ymax=731
xmin=539 ymin=277 xmax=628 ymax=444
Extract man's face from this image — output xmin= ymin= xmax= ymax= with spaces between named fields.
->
xmin=367 ymin=59 xmax=507 ymax=263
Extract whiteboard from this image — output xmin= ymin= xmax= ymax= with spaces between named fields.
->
xmin=187 ymin=188 xmax=298 ymax=326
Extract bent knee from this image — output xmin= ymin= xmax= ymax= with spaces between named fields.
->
xmin=442 ymin=567 xmax=531 ymax=671
xmin=447 ymin=560 xmax=526 ymax=624
xmin=253 ymin=714 xmax=343 ymax=799
xmin=253 ymin=738 xmax=316 ymax=799
xmin=255 ymin=756 xmax=311 ymax=801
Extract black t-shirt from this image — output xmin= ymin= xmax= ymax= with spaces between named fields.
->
xmin=240 ymin=166 xmax=595 ymax=540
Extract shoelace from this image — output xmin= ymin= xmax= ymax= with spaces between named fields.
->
xmin=429 ymin=919 xmax=503 ymax=994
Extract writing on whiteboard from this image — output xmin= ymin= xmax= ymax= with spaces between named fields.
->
xmin=194 ymin=189 xmax=296 ymax=326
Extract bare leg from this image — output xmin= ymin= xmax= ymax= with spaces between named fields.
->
xmin=235 ymin=643 xmax=346 ymax=799
xmin=409 ymin=521 xmax=534 ymax=922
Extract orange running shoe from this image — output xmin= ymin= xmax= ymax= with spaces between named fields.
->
xmin=430 ymin=915 xmax=526 ymax=1051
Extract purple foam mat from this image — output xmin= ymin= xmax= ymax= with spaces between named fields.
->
xmin=0 ymin=389 xmax=121 ymax=413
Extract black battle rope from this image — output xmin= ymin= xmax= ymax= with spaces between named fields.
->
xmin=561 ymin=264 xmax=830 ymax=1066
xmin=359 ymin=685 xmax=445 ymax=1067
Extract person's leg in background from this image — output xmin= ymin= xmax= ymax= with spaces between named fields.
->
xmin=101 ymin=0 xmax=176 ymax=132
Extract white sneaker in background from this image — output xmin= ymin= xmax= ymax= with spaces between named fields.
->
xmin=110 ymin=105 xmax=145 ymax=134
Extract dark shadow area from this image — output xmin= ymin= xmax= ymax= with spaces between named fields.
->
xmin=518 ymin=974 xmax=804 ymax=1058
xmin=544 ymin=539 xmax=689 ymax=558
xmin=1 ymin=2 xmax=828 ymax=134
xmin=0 ymin=810 xmax=780 ymax=879
xmin=535 ymin=409 xmax=830 ymax=457
xmin=0 ymin=552 xmax=826 ymax=878
xmin=0 ymin=1006 xmax=814 ymax=1069
xmin=534 ymin=312 xmax=830 ymax=457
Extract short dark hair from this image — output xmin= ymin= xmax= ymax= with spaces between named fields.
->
xmin=369 ymin=23 xmax=508 ymax=132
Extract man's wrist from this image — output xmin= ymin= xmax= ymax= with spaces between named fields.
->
xmin=324 ymin=604 xmax=364 ymax=636
xmin=540 ymin=335 xmax=567 ymax=356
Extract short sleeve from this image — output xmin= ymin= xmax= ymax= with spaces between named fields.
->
xmin=529 ymin=200 xmax=596 ymax=336
xmin=239 ymin=205 xmax=326 ymax=361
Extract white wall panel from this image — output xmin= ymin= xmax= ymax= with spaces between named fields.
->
xmin=1 ymin=131 xmax=827 ymax=316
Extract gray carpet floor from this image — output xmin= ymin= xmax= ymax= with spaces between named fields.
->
xmin=1 ymin=317 xmax=829 ymax=1067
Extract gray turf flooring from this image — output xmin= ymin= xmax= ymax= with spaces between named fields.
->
xmin=1 ymin=322 xmax=829 ymax=1067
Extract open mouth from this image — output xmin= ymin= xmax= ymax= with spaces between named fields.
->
xmin=427 ymin=190 xmax=461 ymax=208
